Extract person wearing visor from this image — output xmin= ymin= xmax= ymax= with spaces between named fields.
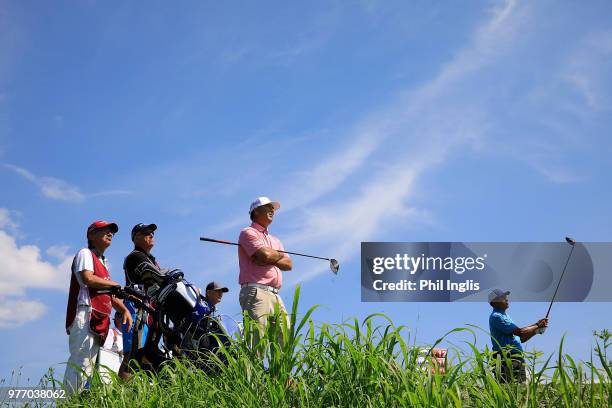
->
xmin=64 ymin=220 xmax=132 ymax=394
xmin=120 ymin=223 xmax=167 ymax=376
xmin=238 ymin=196 xmax=292 ymax=346
xmin=488 ymin=289 xmax=548 ymax=382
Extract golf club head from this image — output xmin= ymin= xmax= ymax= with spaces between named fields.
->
xmin=330 ymin=259 xmax=340 ymax=274
xmin=565 ymin=237 xmax=576 ymax=246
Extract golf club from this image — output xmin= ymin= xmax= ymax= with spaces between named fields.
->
xmin=200 ymin=237 xmax=340 ymax=274
xmin=537 ymin=236 xmax=576 ymax=334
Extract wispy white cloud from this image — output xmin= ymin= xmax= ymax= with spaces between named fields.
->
xmin=5 ymin=164 xmax=85 ymax=202
xmin=264 ymin=22 xmax=333 ymax=64
xmin=281 ymin=132 xmax=381 ymax=210
xmin=284 ymin=113 xmax=485 ymax=283
xmin=203 ymin=127 xmax=381 ymax=235
xmin=505 ymin=138 xmax=583 ymax=184
xmin=4 ymin=164 xmax=131 ymax=203
xmin=0 ymin=208 xmax=19 ymax=231
xmin=231 ymin=0 xmax=519 ymax=230
xmin=479 ymin=20 xmax=612 ymax=184
xmin=561 ymin=30 xmax=612 ymax=112
xmin=287 ymin=0 xmax=612 ymax=282
xmin=219 ymin=4 xmax=340 ymax=66
xmin=272 ymin=0 xmax=524 ymax=283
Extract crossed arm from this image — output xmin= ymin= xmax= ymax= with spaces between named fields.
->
xmin=252 ymin=247 xmax=293 ymax=271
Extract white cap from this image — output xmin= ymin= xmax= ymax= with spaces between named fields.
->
xmin=249 ymin=196 xmax=281 ymax=214
xmin=488 ymin=288 xmax=510 ymax=303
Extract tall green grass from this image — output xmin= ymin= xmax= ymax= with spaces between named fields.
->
xmin=41 ymin=287 xmax=611 ymax=407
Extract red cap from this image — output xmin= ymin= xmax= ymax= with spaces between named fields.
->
xmin=87 ymin=220 xmax=119 ymax=235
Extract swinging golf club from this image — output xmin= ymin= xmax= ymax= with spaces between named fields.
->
xmin=537 ymin=236 xmax=576 ymax=334
xmin=199 ymin=237 xmax=340 ymax=274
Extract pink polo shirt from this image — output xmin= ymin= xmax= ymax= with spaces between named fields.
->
xmin=238 ymin=222 xmax=287 ymax=289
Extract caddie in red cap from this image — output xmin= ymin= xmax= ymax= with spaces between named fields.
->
xmin=63 ymin=220 xmax=132 ymax=394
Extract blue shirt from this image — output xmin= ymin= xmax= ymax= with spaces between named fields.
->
xmin=122 ymin=299 xmax=148 ymax=352
xmin=187 ymin=296 xmax=217 ymax=324
xmin=489 ymin=308 xmax=523 ymax=353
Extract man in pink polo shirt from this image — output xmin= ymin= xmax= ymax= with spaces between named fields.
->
xmin=238 ymin=196 xmax=292 ymax=342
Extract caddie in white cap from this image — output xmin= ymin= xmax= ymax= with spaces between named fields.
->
xmin=238 ymin=196 xmax=292 ymax=348
xmin=488 ymin=288 xmax=548 ymax=383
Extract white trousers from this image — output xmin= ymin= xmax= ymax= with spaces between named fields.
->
xmin=63 ymin=306 xmax=99 ymax=395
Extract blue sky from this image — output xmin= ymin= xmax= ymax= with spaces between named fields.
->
xmin=1 ymin=0 xmax=612 ymax=383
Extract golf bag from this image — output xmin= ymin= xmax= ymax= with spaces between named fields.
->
xmin=114 ymin=270 xmax=240 ymax=371
xmin=155 ymin=272 xmax=240 ymax=370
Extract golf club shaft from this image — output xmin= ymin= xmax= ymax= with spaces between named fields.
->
xmin=200 ymin=237 xmax=240 ymax=247
xmin=199 ymin=237 xmax=331 ymax=261
xmin=545 ymin=245 xmax=575 ymax=319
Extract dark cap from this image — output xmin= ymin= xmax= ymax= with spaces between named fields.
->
xmin=131 ymin=223 xmax=157 ymax=240
xmin=87 ymin=220 xmax=119 ymax=236
xmin=206 ymin=281 xmax=229 ymax=292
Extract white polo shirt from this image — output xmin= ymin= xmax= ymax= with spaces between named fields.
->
xmin=72 ymin=248 xmax=109 ymax=306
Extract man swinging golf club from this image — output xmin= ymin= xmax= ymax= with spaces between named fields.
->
xmin=238 ymin=197 xmax=292 ymax=346
xmin=488 ymin=289 xmax=548 ymax=383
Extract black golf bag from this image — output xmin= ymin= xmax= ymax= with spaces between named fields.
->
xmin=114 ymin=270 xmax=240 ymax=372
